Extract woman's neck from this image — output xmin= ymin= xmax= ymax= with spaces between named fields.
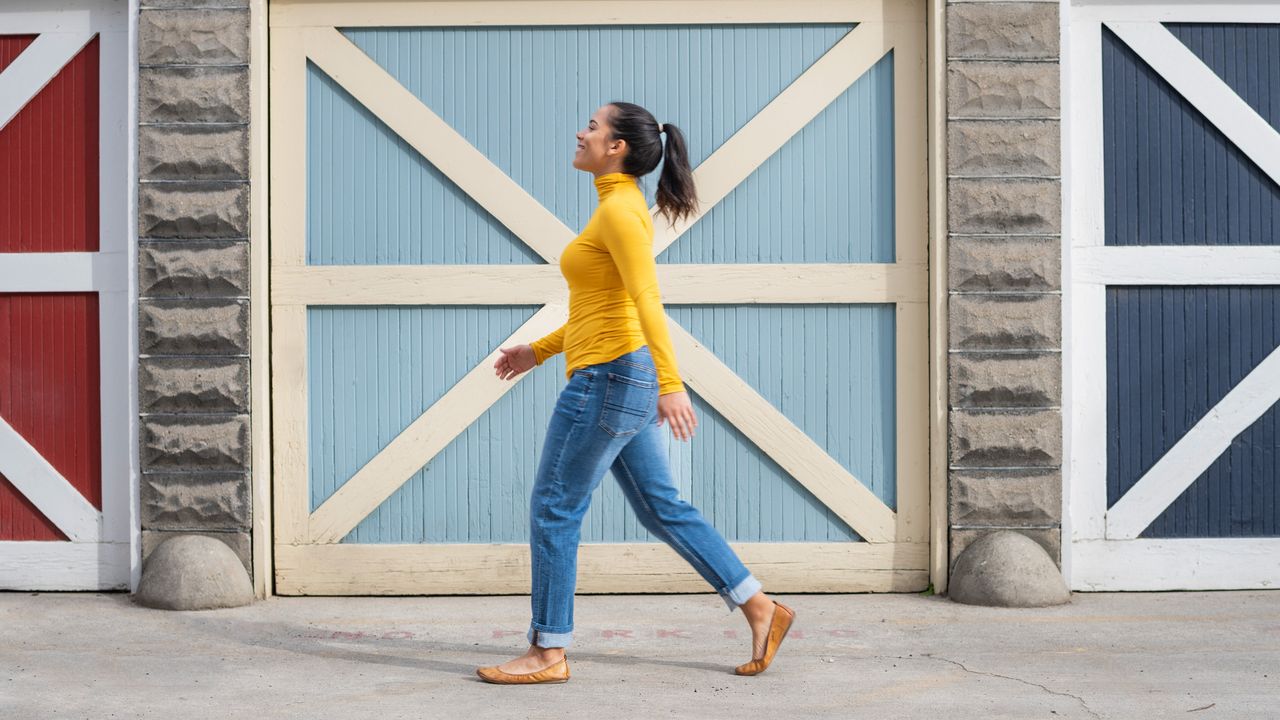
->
xmin=593 ymin=171 xmax=635 ymax=200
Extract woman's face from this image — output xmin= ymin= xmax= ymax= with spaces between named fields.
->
xmin=574 ymin=104 xmax=625 ymax=175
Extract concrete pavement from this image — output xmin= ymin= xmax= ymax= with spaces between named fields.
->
xmin=2 ymin=589 xmax=1277 ymax=719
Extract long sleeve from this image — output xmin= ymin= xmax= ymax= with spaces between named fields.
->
xmin=530 ymin=322 xmax=566 ymax=366
xmin=597 ymin=203 xmax=686 ymax=395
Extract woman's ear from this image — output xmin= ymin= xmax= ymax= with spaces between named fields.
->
xmin=607 ymin=137 xmax=627 ymax=157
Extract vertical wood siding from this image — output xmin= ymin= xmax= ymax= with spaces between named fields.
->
xmin=1102 ymin=25 xmax=1280 ymax=247
xmin=1106 ymin=287 xmax=1279 ymax=538
xmin=0 ymin=33 xmax=103 ymax=541
xmin=1102 ymin=23 xmax=1280 ymax=539
xmin=306 ymin=305 xmax=883 ymax=543
xmin=307 ymin=24 xmax=894 ymax=544
xmin=0 ymin=293 xmax=102 ymax=540
xmin=0 ymin=35 xmax=99 ymax=253
xmin=306 ymin=64 xmax=541 ymax=265
xmin=1166 ymin=24 xmax=1280 ymax=133
xmin=340 ymin=25 xmax=855 ymax=235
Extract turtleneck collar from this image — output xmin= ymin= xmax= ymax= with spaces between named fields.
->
xmin=593 ymin=172 xmax=637 ymax=201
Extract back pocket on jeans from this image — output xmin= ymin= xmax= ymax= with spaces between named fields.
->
xmin=598 ymin=372 xmax=658 ymax=437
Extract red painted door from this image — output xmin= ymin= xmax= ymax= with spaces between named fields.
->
xmin=0 ymin=34 xmax=103 ymax=542
xmin=0 ymin=7 xmax=131 ymax=591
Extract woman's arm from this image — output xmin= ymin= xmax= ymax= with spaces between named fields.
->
xmin=597 ymin=204 xmax=686 ymax=396
xmin=529 ymin=323 xmax=567 ymax=365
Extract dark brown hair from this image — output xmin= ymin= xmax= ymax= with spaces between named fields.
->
xmin=607 ymin=101 xmax=698 ymax=225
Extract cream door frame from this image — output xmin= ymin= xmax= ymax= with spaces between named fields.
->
xmin=269 ymin=0 xmax=930 ymax=594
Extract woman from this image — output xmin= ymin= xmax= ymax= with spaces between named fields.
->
xmin=477 ymin=102 xmax=795 ymax=684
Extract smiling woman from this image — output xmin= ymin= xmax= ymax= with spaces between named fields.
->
xmin=268 ymin=6 xmax=931 ymax=680
xmin=522 ymin=104 xmax=692 ymax=399
xmin=483 ymin=101 xmax=796 ymax=683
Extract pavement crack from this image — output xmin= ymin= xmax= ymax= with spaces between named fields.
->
xmin=915 ymin=653 xmax=1102 ymax=719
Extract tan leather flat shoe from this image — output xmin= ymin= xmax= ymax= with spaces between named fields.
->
xmin=476 ymin=656 xmax=570 ymax=685
xmin=735 ymin=601 xmax=796 ymax=676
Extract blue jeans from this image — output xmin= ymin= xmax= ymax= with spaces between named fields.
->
xmin=526 ymin=345 xmax=762 ymax=649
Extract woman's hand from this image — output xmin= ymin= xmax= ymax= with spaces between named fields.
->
xmin=657 ymin=390 xmax=698 ymax=441
xmin=494 ymin=344 xmax=537 ymax=380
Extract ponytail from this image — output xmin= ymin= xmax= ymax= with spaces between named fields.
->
xmin=654 ymin=123 xmax=697 ymax=225
xmin=607 ymin=102 xmax=699 ymax=226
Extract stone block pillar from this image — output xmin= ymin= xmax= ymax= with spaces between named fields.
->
xmin=945 ymin=1 xmax=1064 ymax=572
xmin=136 ymin=0 xmax=254 ymax=578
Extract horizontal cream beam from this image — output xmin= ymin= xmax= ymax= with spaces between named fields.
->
xmin=275 ymin=541 xmax=930 ymax=595
xmin=674 ymin=262 xmax=927 ymax=304
xmin=271 ymin=0 xmax=922 ymax=28
xmin=273 ymin=265 xmax=565 ymax=305
xmin=272 ymin=262 xmax=927 ymax=305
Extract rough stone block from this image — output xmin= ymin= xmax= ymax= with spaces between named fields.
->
xmin=947 ymin=530 xmax=1069 ymax=607
xmin=950 ymin=408 xmax=1062 ymax=467
xmin=141 ymin=415 xmax=250 ymax=472
xmin=949 ymin=235 xmax=1061 ymax=292
xmin=948 ymin=61 xmax=1059 ymax=118
xmin=950 ymin=351 xmax=1060 ymax=407
xmin=947 ymin=2 xmax=1059 ymax=60
xmin=949 ymin=178 xmax=1061 ymax=234
xmin=140 ymin=67 xmax=249 ymax=124
xmin=140 ymin=530 xmax=252 ymax=580
xmin=949 ymin=293 xmax=1060 ymax=351
xmin=139 ymin=183 xmax=249 ymax=239
xmin=950 ymin=527 xmax=1060 ymax=570
xmin=949 ymin=468 xmax=1061 ymax=526
xmin=139 ymin=299 xmax=249 ymax=355
xmin=141 ymin=472 xmax=250 ymax=530
xmin=139 ymin=9 xmax=250 ymax=66
xmin=140 ymin=125 xmax=249 ymax=182
xmin=139 ymin=357 xmax=249 ymax=414
xmin=142 ymin=0 xmax=247 ymax=7
xmin=948 ymin=120 xmax=1060 ymax=176
xmin=139 ymin=241 xmax=249 ymax=298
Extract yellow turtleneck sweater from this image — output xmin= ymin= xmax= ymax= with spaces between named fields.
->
xmin=529 ymin=172 xmax=685 ymax=396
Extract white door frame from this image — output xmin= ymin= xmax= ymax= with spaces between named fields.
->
xmin=0 ymin=0 xmax=139 ymax=591
xmin=1064 ymin=1 xmax=1280 ymax=591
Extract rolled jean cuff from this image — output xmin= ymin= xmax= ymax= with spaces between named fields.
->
xmin=719 ymin=572 xmax=762 ymax=611
xmin=527 ymin=623 xmax=574 ymax=649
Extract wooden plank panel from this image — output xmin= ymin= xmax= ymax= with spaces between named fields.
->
xmin=1105 ymin=286 xmax=1280 ymax=538
xmin=1167 ymin=23 xmax=1280 ymax=133
xmin=0 ymin=35 xmax=98 ymax=252
xmin=306 ymin=305 xmax=568 ymax=544
xmin=667 ymin=305 xmax=896 ymax=541
xmin=1102 ymin=24 xmax=1280 ymax=247
xmin=305 ymin=59 xmax=543 ymax=267
xmin=0 ymin=293 xmax=102 ymax=540
xmin=338 ymin=23 xmax=853 ymax=249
